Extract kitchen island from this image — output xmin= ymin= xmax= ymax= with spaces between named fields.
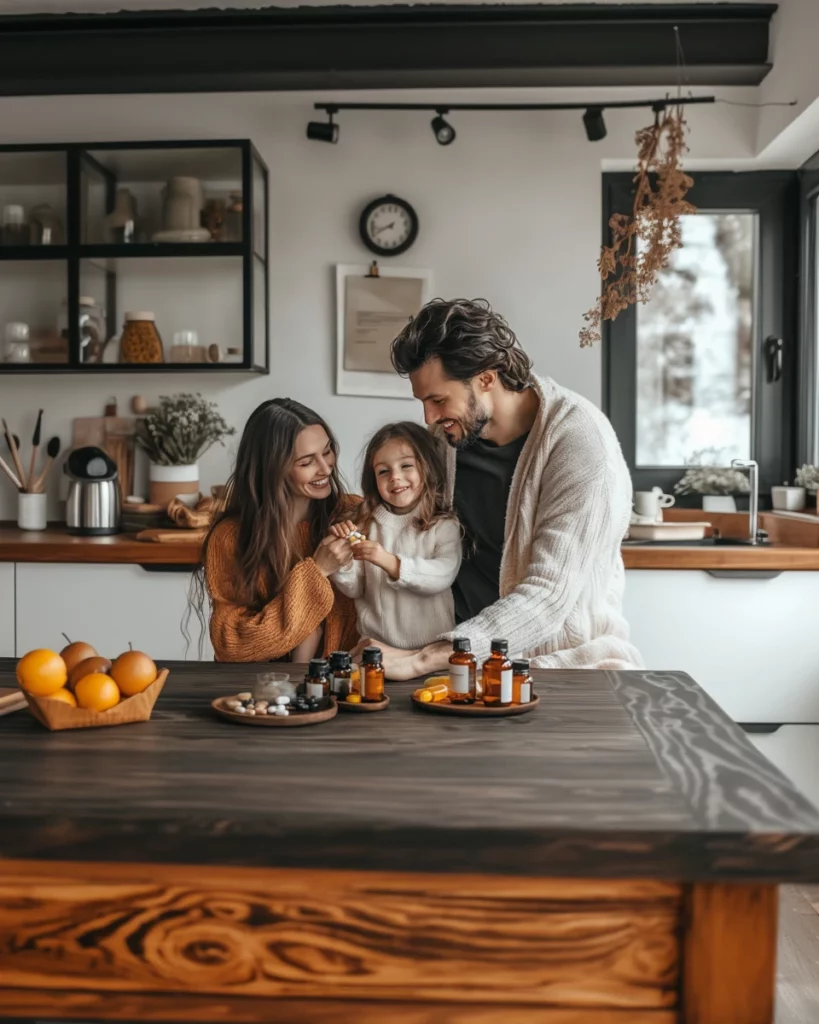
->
xmin=1 ymin=661 xmax=818 ymax=1023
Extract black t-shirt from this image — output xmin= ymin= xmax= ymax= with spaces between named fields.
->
xmin=452 ymin=432 xmax=529 ymax=624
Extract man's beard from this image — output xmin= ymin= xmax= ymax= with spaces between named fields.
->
xmin=448 ymin=390 xmax=489 ymax=450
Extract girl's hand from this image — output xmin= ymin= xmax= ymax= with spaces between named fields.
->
xmin=329 ymin=519 xmax=358 ymax=540
xmin=353 ymin=540 xmax=400 ymax=580
xmin=313 ymin=534 xmax=353 ymax=577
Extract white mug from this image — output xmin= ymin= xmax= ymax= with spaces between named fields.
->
xmin=634 ymin=487 xmax=675 ymax=522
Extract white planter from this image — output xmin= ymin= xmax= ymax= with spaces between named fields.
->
xmin=702 ymin=495 xmax=737 ymax=512
xmin=18 ymin=492 xmax=47 ymax=531
xmin=148 ymin=462 xmax=199 ymax=509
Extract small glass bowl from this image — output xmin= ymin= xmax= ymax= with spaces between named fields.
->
xmin=253 ymin=671 xmax=293 ymax=702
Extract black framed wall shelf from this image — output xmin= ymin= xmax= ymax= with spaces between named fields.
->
xmin=0 ymin=140 xmax=269 ymax=374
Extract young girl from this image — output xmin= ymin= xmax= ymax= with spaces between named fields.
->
xmin=330 ymin=421 xmax=462 ymax=650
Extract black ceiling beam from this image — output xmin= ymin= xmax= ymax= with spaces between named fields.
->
xmin=0 ymin=4 xmax=775 ymax=97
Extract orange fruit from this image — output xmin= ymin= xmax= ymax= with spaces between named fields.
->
xmin=59 ymin=641 xmax=97 ymax=674
xmin=111 ymin=650 xmax=157 ymax=696
xmin=68 ymin=656 xmax=112 ymax=693
xmin=75 ymin=673 xmax=120 ymax=712
xmin=46 ymin=688 xmax=77 ymax=707
xmin=16 ymin=649 xmax=68 ymax=696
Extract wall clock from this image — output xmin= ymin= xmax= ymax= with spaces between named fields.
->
xmin=359 ymin=194 xmax=419 ymax=257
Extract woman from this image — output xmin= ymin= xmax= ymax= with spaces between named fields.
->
xmin=202 ymin=398 xmax=358 ymax=662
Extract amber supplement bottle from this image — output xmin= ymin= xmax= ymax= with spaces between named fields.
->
xmin=305 ymin=659 xmax=330 ymax=700
xmin=482 ymin=639 xmax=513 ymax=706
xmin=448 ymin=637 xmax=477 ymax=704
xmin=413 ymin=681 xmax=449 ymax=703
xmin=362 ymin=647 xmax=385 ymax=702
xmin=329 ymin=651 xmax=352 ymax=697
xmin=512 ymin=660 xmax=533 ymax=704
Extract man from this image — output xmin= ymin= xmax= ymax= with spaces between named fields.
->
xmin=355 ymin=297 xmax=643 ymax=679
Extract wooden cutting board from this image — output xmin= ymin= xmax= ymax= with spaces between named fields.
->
xmin=72 ymin=416 xmax=136 ymax=501
xmin=136 ymin=528 xmax=207 ymax=544
xmin=0 ymin=686 xmax=27 ymax=717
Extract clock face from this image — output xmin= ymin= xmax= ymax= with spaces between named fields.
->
xmin=360 ymin=196 xmax=418 ymax=256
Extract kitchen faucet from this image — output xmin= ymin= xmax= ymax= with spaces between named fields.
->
xmin=731 ymin=459 xmax=763 ymax=545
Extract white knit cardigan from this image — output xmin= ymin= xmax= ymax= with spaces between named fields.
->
xmin=332 ymin=504 xmax=462 ymax=649
xmin=438 ymin=375 xmax=644 ymax=670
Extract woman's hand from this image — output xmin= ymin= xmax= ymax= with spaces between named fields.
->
xmin=313 ymin=534 xmax=353 ymax=577
xmin=329 ymin=519 xmax=358 ymax=540
xmin=353 ymin=540 xmax=400 ymax=580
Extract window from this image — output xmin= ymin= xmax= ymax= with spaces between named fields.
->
xmin=603 ymin=172 xmax=798 ymax=496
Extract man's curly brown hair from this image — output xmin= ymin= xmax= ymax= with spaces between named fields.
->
xmin=391 ymin=298 xmax=533 ymax=392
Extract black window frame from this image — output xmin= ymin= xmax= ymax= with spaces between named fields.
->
xmin=602 ymin=171 xmax=799 ymax=498
xmin=798 ymin=162 xmax=819 ymax=467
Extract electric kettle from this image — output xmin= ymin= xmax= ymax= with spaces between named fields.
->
xmin=64 ymin=446 xmax=121 ymax=536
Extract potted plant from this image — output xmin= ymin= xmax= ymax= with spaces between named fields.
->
xmin=135 ymin=393 xmax=234 ymax=508
xmin=795 ymin=465 xmax=819 ymax=507
xmin=674 ymin=450 xmax=751 ymax=512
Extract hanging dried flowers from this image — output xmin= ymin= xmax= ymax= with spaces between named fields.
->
xmin=580 ymin=104 xmax=696 ymax=347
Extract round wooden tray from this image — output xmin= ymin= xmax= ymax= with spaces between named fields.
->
xmin=212 ymin=694 xmax=338 ymax=727
xmin=337 ymin=694 xmax=390 ymax=713
xmin=410 ymin=693 xmax=539 ymax=717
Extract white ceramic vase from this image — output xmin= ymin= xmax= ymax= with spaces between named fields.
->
xmin=149 ymin=463 xmax=199 ymax=509
xmin=702 ymin=495 xmax=737 ymax=513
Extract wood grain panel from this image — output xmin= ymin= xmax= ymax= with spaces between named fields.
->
xmin=0 ymin=989 xmax=679 ymax=1024
xmin=0 ymin=861 xmax=681 ymax=1012
xmin=0 ymin=526 xmax=200 ymax=565
xmin=622 ymin=545 xmax=819 ymax=570
xmin=609 ymin=670 xmax=819 ymax=832
xmin=682 ymin=883 xmax=778 ymax=1024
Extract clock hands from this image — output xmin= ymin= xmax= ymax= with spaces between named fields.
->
xmin=374 ymin=221 xmax=396 ymax=236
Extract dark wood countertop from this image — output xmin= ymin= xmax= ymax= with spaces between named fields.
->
xmin=1 ymin=660 xmax=818 ymax=882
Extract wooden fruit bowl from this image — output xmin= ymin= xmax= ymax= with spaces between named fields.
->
xmin=22 ymin=668 xmax=169 ymax=732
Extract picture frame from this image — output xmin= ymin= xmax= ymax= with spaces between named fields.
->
xmin=335 ymin=262 xmax=432 ymax=399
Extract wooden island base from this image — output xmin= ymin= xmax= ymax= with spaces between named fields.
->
xmin=0 ymin=860 xmax=776 ymax=1024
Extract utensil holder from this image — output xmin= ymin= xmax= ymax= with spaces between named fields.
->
xmin=18 ymin=492 xmax=46 ymax=531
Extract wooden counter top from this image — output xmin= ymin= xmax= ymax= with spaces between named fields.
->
xmin=1 ymin=660 xmax=814 ymax=1022
xmin=0 ymin=526 xmax=200 ymax=565
xmin=5 ymin=512 xmax=819 ymax=569
xmin=1 ymin=660 xmax=818 ymax=881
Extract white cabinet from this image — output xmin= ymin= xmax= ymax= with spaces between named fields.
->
xmin=624 ymin=570 xmax=819 ymax=724
xmin=0 ymin=563 xmax=14 ymax=657
xmin=748 ymin=726 xmax=819 ymax=811
xmin=15 ymin=563 xmax=212 ymax=662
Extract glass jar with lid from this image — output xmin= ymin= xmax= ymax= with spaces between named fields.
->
xmin=120 ymin=312 xmax=164 ymax=364
xmin=4 ymin=321 xmax=31 ymax=363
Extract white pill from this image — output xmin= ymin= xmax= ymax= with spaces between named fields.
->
xmin=235 ymin=705 xmax=246 ymax=713
xmin=275 ymin=696 xmax=290 ymax=706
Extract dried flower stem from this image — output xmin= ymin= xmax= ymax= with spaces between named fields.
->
xmin=580 ymin=105 xmax=696 ymax=347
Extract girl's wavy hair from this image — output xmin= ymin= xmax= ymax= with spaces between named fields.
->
xmin=355 ymin=421 xmax=456 ymax=534
xmin=184 ymin=398 xmax=345 ymax=656
xmin=391 ymin=298 xmax=533 ymax=391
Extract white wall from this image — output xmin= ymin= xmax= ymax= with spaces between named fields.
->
xmin=0 ymin=87 xmax=761 ymax=520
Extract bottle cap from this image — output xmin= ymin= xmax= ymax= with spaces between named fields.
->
xmin=308 ymin=658 xmax=329 ymax=676
xmin=512 ymin=660 xmax=530 ymax=673
xmin=490 ymin=638 xmax=509 ymax=653
xmin=362 ymin=646 xmax=382 ymax=665
xmin=329 ymin=651 xmax=351 ymax=670
xmin=124 ymin=311 xmax=156 ymax=321
xmin=452 ymin=637 xmax=471 ymax=652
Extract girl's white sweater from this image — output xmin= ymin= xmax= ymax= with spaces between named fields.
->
xmin=331 ymin=505 xmax=462 ymax=649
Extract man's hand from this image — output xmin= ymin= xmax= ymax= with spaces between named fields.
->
xmin=352 ymin=540 xmax=400 ymax=580
xmin=350 ymin=638 xmax=450 ymax=681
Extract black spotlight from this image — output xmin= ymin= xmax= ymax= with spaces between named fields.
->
xmin=307 ymin=112 xmax=339 ymax=143
xmin=431 ymin=112 xmax=456 ymax=146
xmin=583 ymin=107 xmax=607 ymax=142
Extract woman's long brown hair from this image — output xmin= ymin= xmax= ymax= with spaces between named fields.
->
xmin=357 ymin=421 xmax=456 ymax=533
xmin=185 ymin=398 xmax=344 ymax=654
